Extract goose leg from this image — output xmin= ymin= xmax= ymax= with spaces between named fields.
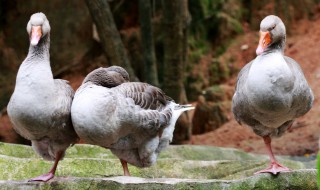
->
xmin=28 ymin=151 xmax=63 ymax=182
xmin=254 ymin=136 xmax=290 ymax=175
xmin=120 ymin=159 xmax=131 ymax=176
xmin=287 ymin=123 xmax=293 ymax=130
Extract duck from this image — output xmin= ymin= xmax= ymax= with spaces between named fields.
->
xmin=7 ymin=12 xmax=78 ymax=182
xmin=71 ymin=66 xmax=194 ymax=176
xmin=232 ymin=15 xmax=314 ymax=175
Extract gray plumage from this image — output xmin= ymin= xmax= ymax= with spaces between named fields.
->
xmin=71 ymin=66 xmax=194 ymax=169
xmin=232 ymin=15 xmax=314 ymax=138
xmin=7 ymin=12 xmax=78 ymax=162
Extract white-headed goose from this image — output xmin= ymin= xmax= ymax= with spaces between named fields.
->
xmin=232 ymin=15 xmax=313 ymax=175
xmin=7 ymin=12 xmax=78 ymax=182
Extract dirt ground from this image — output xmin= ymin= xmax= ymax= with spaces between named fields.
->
xmin=1 ymin=15 xmax=319 ymax=157
xmin=191 ymin=16 xmax=320 ymax=156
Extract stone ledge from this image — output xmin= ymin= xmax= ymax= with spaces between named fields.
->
xmin=0 ymin=170 xmax=317 ymax=190
xmin=0 ymin=143 xmax=317 ymax=189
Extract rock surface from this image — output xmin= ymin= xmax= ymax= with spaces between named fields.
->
xmin=0 ymin=142 xmax=317 ymax=189
xmin=192 ymin=84 xmax=234 ymax=135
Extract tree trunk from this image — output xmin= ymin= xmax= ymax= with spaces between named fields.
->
xmin=138 ymin=0 xmax=159 ymax=86
xmin=162 ymin=0 xmax=192 ymax=144
xmin=85 ymin=0 xmax=137 ymax=80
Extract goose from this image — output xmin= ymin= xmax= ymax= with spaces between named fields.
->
xmin=7 ymin=12 xmax=78 ymax=182
xmin=232 ymin=15 xmax=314 ymax=175
xmin=71 ymin=66 xmax=194 ymax=176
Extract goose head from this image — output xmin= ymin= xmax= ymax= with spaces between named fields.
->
xmin=83 ymin=66 xmax=130 ymax=87
xmin=105 ymin=66 xmax=130 ymax=81
xmin=256 ymin=15 xmax=286 ymax=55
xmin=26 ymin=12 xmax=50 ymax=46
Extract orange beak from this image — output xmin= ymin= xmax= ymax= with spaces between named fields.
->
xmin=30 ymin=26 xmax=42 ymax=46
xmin=256 ymin=31 xmax=271 ymax=55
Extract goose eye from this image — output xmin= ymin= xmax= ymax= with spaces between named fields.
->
xmin=270 ymin=25 xmax=276 ymax=30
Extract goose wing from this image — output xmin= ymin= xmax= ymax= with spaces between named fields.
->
xmin=232 ymin=61 xmax=259 ymax=126
xmin=115 ymin=82 xmax=173 ymax=110
xmin=284 ymin=56 xmax=314 ymax=117
xmin=52 ymin=79 xmax=74 ymax=128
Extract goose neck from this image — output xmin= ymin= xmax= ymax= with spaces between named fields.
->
xmin=27 ymin=34 xmax=50 ymax=61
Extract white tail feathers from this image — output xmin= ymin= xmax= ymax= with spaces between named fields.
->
xmin=173 ymin=104 xmax=194 ymax=123
xmin=160 ymin=103 xmax=194 ymax=143
xmin=172 ymin=104 xmax=194 ymax=127
xmin=174 ymin=104 xmax=195 ymax=112
xmin=174 ymin=104 xmax=195 ymax=111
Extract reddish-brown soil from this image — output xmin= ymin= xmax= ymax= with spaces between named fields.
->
xmin=191 ymin=16 xmax=320 ymax=156
xmin=1 ymin=15 xmax=319 ymax=157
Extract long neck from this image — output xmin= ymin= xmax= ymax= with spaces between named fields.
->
xmin=26 ymin=33 xmax=50 ymax=62
xmin=15 ymin=33 xmax=54 ymax=92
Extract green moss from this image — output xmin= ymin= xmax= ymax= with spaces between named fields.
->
xmin=65 ymin=144 xmax=117 ymax=159
xmin=187 ymin=36 xmax=210 ymax=64
xmin=217 ymin=12 xmax=243 ymax=34
xmin=203 ymin=85 xmax=224 ymax=101
xmin=0 ymin=142 xmax=35 ymax=158
xmin=0 ymin=171 xmax=317 ymax=190
xmin=0 ymin=142 xmax=316 ymax=189
xmin=209 ymin=58 xmax=231 ymax=84
xmin=166 ymin=145 xmax=265 ymax=161
xmin=318 ymin=152 xmax=320 ymax=188
xmin=0 ymin=156 xmax=52 ymax=180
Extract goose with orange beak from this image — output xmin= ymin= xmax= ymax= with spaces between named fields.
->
xmin=8 ymin=13 xmax=78 ymax=182
xmin=232 ymin=15 xmax=313 ymax=175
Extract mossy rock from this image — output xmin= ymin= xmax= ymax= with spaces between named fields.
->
xmin=0 ymin=143 xmax=317 ymax=189
xmin=0 ymin=171 xmax=317 ymax=190
xmin=192 ymin=84 xmax=234 ymax=135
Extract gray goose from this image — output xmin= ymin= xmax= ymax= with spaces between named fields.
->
xmin=7 ymin=13 xmax=78 ymax=182
xmin=71 ymin=66 xmax=194 ymax=176
xmin=232 ymin=15 xmax=313 ymax=175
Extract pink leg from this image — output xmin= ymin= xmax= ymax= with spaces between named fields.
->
xmin=287 ymin=123 xmax=293 ymax=130
xmin=120 ymin=159 xmax=131 ymax=176
xmin=28 ymin=151 xmax=63 ymax=182
xmin=254 ymin=136 xmax=291 ymax=175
